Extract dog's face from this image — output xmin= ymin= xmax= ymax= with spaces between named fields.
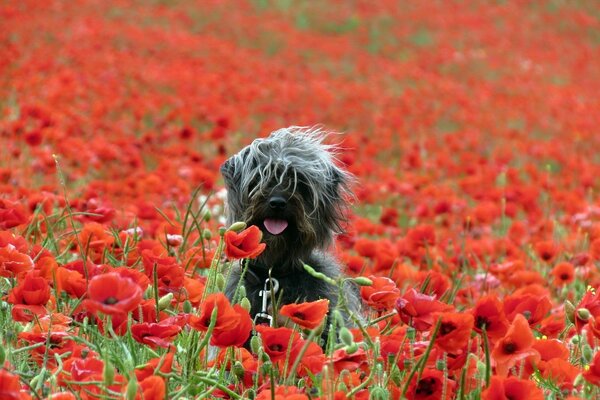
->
xmin=220 ymin=127 xmax=352 ymax=267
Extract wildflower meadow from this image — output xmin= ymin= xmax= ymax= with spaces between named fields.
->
xmin=1 ymin=1 xmax=600 ymax=399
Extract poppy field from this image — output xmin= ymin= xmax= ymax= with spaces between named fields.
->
xmin=2 ymin=0 xmax=600 ymax=399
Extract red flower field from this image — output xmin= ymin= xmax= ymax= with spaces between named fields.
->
xmin=1 ymin=0 xmax=600 ymax=398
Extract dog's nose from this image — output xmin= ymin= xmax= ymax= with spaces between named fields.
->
xmin=269 ymin=196 xmax=287 ymax=209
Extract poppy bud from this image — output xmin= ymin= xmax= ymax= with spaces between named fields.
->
xmin=345 ymin=342 xmax=359 ymax=354
xmin=332 ymin=309 xmax=345 ymax=327
xmin=202 ymin=229 xmax=212 ymax=240
xmin=218 ymin=226 xmax=227 ymax=236
xmin=436 ymin=358 xmax=446 ymax=371
xmin=582 ymin=344 xmax=594 ymax=363
xmin=158 ymin=292 xmax=173 ymax=310
xmin=183 ymin=300 xmax=193 ymax=314
xmin=261 ymin=361 xmax=272 ymax=374
xmin=250 ymin=335 xmax=261 ymax=354
xmin=240 ymin=297 xmax=251 ymax=311
xmin=339 ymin=327 xmax=354 ymax=346
xmin=202 ymin=209 xmax=211 ymax=221
xmin=216 ymin=273 xmax=225 ymax=290
xmin=577 ymin=308 xmax=591 ymax=321
xmin=232 ymin=361 xmax=245 ymax=379
xmin=353 ymin=276 xmax=373 ymax=286
xmin=228 ymin=221 xmax=247 ymax=232
xmin=125 ymin=376 xmax=138 ymax=400
xmin=238 ymin=285 xmax=246 ymax=298
xmin=564 ymin=300 xmax=575 ymax=323
xmin=104 ymin=360 xmax=115 ymax=385
xmin=369 ymin=387 xmax=388 ymax=400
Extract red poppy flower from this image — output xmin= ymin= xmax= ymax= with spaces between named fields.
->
xmin=405 ymin=368 xmax=456 ymax=400
xmin=135 ymin=352 xmax=174 ymax=382
xmin=280 ymin=299 xmax=329 ymax=330
xmin=360 ymin=275 xmax=400 ymax=310
xmin=396 ymin=288 xmax=453 ymax=331
xmin=433 ymin=312 xmax=474 ymax=354
xmin=574 ymin=290 xmax=600 ymax=332
xmin=533 ymin=240 xmax=559 ymax=263
xmin=55 ymin=267 xmax=87 ymax=298
xmin=330 ymin=347 xmax=368 ymax=375
xmin=289 ymin=339 xmax=326 ymax=377
xmin=0 ymin=244 xmax=34 ymax=278
xmin=210 ymin=304 xmax=253 ymax=348
xmin=256 ymin=385 xmax=309 ymax=400
xmin=81 ymin=272 xmax=143 ymax=316
xmin=0 ymin=369 xmax=28 ymax=400
xmin=583 ymin=351 xmax=600 ymax=386
xmin=255 ymin=325 xmax=300 ymax=362
xmin=550 ymin=261 xmax=575 ymax=286
xmin=541 ymin=358 xmax=579 ymax=390
xmin=0 ymin=198 xmax=28 ymax=229
xmin=471 ymin=295 xmax=509 ymax=341
xmin=131 ymin=321 xmax=182 ymax=349
xmin=224 ymin=225 xmax=266 ymax=259
xmin=48 ymin=393 xmax=77 ymax=400
xmin=189 ymin=293 xmax=239 ymax=334
xmin=491 ymin=314 xmax=540 ymax=376
xmin=136 ymin=376 xmax=166 ymax=400
xmin=503 ymin=293 xmax=552 ymax=326
xmin=7 ymin=272 xmax=51 ymax=306
xmin=481 ymin=376 xmax=543 ymax=400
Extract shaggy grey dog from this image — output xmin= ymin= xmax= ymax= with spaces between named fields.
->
xmin=220 ymin=126 xmax=361 ymax=343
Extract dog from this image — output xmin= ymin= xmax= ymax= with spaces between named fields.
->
xmin=220 ymin=126 xmax=361 ymax=344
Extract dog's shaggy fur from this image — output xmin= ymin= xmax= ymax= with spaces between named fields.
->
xmin=220 ymin=126 xmax=361 ymax=341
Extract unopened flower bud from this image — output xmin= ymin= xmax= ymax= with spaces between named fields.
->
xmin=240 ymin=297 xmax=252 ymax=312
xmin=345 ymin=342 xmax=359 ymax=354
xmin=250 ymin=335 xmax=261 ymax=354
xmin=182 ymin=300 xmax=193 ymax=314
xmin=228 ymin=221 xmax=247 ymax=232
xmin=158 ymin=292 xmax=173 ymax=311
xmin=125 ymin=377 xmax=138 ymax=400
xmin=577 ymin=308 xmax=591 ymax=321
xmin=103 ymin=360 xmax=115 ymax=385
xmin=353 ymin=276 xmax=373 ymax=286
xmin=339 ymin=327 xmax=354 ymax=347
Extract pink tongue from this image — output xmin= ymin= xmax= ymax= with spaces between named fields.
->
xmin=264 ymin=219 xmax=288 ymax=235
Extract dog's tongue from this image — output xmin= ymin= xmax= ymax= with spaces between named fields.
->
xmin=264 ymin=218 xmax=288 ymax=235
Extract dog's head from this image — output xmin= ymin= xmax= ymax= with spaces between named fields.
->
xmin=221 ymin=126 xmax=353 ymax=266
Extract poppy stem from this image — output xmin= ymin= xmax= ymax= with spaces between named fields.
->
xmin=482 ymin=327 xmax=491 ymax=386
xmin=401 ymin=317 xmax=441 ymax=397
